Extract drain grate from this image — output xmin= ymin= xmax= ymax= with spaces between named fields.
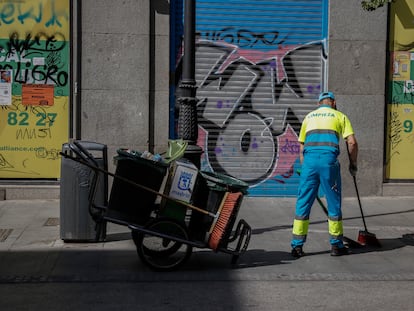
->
xmin=44 ymin=217 xmax=59 ymax=226
xmin=0 ymin=228 xmax=13 ymax=242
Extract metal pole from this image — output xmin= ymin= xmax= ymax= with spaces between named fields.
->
xmin=72 ymin=0 xmax=82 ymax=140
xmin=177 ymin=0 xmax=202 ymax=168
xmin=148 ymin=0 xmax=155 ymax=153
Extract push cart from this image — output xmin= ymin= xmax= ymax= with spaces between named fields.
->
xmin=60 ymin=140 xmax=252 ymax=271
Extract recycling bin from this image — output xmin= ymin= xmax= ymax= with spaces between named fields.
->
xmin=159 ymin=159 xmax=199 ymax=223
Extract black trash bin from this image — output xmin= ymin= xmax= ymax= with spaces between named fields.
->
xmin=60 ymin=141 xmax=108 ymax=242
xmin=106 ymin=149 xmax=169 ymax=225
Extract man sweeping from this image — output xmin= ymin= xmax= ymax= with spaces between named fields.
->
xmin=291 ymin=91 xmax=358 ymax=258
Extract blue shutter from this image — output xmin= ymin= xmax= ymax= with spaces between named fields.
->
xmin=173 ymin=0 xmax=329 ymax=197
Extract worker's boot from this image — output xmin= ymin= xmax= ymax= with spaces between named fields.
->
xmin=330 ymin=245 xmax=349 ymax=256
xmin=291 ymin=246 xmax=305 ymax=258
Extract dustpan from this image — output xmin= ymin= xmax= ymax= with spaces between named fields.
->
xmin=163 ymin=139 xmax=188 ymax=164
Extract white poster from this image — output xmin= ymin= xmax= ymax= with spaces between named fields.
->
xmin=0 ymin=69 xmax=12 ymax=106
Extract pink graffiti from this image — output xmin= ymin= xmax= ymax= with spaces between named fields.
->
xmin=197 ymin=126 xmax=209 ymax=168
xmin=272 ymin=124 xmax=300 ymax=177
xmin=208 ymin=40 xmax=299 ymax=83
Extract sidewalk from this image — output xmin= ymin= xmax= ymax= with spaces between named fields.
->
xmin=1 ymin=196 xmax=414 ymax=310
xmin=1 ymin=196 xmax=414 ymax=281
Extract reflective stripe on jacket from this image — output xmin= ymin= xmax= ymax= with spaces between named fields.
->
xmin=298 ymin=105 xmax=354 ymax=155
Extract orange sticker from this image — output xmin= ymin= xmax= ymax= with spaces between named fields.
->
xmin=22 ymin=84 xmax=54 ymax=106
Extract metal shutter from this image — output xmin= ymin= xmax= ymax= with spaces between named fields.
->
xmin=174 ymin=0 xmax=328 ymax=196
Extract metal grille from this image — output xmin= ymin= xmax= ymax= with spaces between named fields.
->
xmin=191 ymin=0 xmax=328 ymax=196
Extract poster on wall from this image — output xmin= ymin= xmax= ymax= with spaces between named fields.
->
xmin=0 ymin=69 xmax=12 ymax=105
xmin=391 ymin=51 xmax=410 ymax=81
xmin=386 ymin=0 xmax=414 ymax=180
xmin=0 ymin=0 xmax=70 ymax=178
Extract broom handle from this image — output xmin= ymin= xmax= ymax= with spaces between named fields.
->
xmin=352 ymin=175 xmax=368 ymax=232
xmin=345 ymin=143 xmax=368 ymax=232
xmin=316 ymin=196 xmax=328 ymax=215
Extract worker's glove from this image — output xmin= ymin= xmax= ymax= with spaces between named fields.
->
xmin=349 ymin=163 xmax=358 ymax=177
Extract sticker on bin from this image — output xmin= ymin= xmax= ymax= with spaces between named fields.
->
xmin=168 ymin=160 xmax=198 ymax=203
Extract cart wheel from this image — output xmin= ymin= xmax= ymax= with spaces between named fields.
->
xmin=132 ymin=226 xmax=182 ymax=258
xmin=135 ymin=217 xmax=192 ymax=271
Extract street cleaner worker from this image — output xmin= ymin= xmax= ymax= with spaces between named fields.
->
xmin=291 ymin=91 xmax=358 ymax=258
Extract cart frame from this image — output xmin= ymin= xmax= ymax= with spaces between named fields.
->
xmin=60 ymin=140 xmax=252 ymax=271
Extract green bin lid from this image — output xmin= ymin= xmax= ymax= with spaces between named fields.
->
xmin=200 ymin=171 xmax=249 ymax=194
xmin=115 ymin=149 xmax=168 ymax=167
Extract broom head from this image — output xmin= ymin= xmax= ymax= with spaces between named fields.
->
xmin=208 ymin=192 xmax=242 ymax=251
xmin=357 ymin=230 xmax=381 ymax=247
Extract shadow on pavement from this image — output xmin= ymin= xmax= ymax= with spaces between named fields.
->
xmin=236 ymin=235 xmax=414 ymax=267
xmin=234 ymin=249 xmax=303 ymax=268
xmin=347 ymin=234 xmax=414 ymax=254
xmin=103 ymin=232 xmax=132 ymax=242
xmin=251 ymin=218 xmax=327 ymax=235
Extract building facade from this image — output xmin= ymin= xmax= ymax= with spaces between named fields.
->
xmin=0 ymin=0 xmax=412 ymax=199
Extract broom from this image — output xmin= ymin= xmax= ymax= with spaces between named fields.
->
xmin=208 ymin=192 xmax=242 ymax=251
xmin=351 ymin=174 xmax=381 ymax=247
xmin=346 ymin=145 xmax=381 ymax=247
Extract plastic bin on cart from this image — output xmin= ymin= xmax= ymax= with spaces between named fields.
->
xmin=159 ymin=159 xmax=198 ymax=223
xmin=60 ymin=141 xmax=108 ymax=242
xmin=106 ymin=149 xmax=169 ymax=225
xmin=189 ymin=171 xmax=249 ymax=242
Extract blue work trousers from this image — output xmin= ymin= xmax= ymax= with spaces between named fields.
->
xmin=291 ymin=151 xmax=343 ymax=248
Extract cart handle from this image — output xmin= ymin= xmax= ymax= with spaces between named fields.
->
xmin=63 ymin=141 xmax=100 ymax=168
xmin=73 ymin=140 xmax=101 ymax=167
xmin=60 ymin=152 xmax=217 ymax=218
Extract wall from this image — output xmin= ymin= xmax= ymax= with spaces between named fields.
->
xmin=1 ymin=1 xmax=411 ymax=199
xmin=329 ymin=0 xmax=388 ymax=196
xmin=74 ymin=0 xmax=412 ymax=199
xmin=81 ymin=0 xmax=397 ymax=197
xmin=81 ymin=0 xmax=171 ymax=168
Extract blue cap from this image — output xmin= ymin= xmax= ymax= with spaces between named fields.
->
xmin=318 ymin=91 xmax=335 ymax=102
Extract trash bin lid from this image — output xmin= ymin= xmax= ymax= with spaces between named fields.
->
xmin=200 ymin=171 xmax=249 ymax=194
xmin=115 ymin=149 xmax=169 ymax=168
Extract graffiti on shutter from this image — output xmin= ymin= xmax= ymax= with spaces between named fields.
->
xmin=173 ymin=0 xmax=328 ymax=196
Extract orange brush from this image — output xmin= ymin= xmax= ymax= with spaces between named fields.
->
xmin=208 ymin=192 xmax=242 ymax=251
